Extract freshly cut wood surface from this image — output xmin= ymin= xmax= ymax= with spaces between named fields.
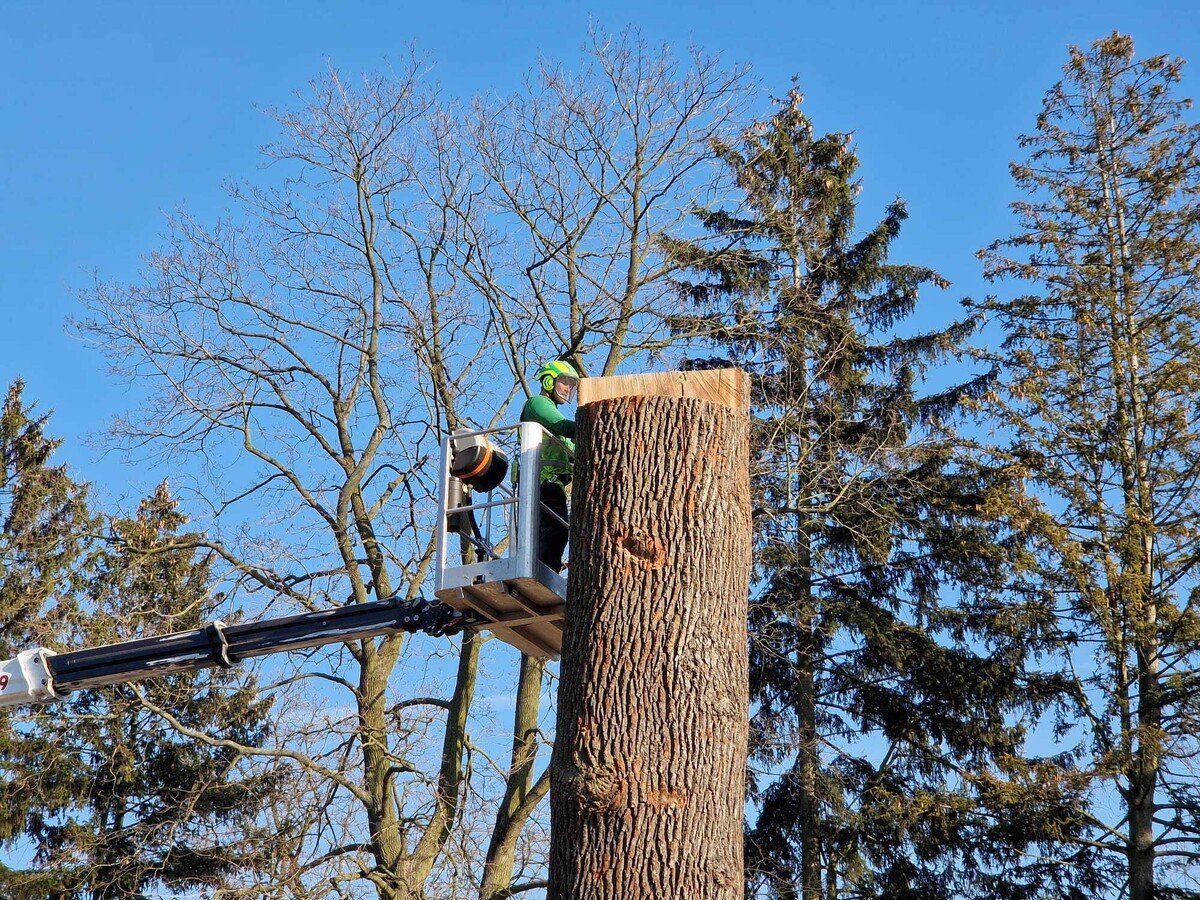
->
xmin=577 ymin=368 xmax=748 ymax=412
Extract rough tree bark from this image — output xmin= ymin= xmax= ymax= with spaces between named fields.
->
xmin=549 ymin=389 xmax=751 ymax=900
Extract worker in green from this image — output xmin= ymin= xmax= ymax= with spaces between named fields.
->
xmin=522 ymin=359 xmax=579 ymax=572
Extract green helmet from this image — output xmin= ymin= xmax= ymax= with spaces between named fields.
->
xmin=535 ymin=359 xmax=580 ymax=395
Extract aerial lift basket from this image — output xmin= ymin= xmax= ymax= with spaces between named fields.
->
xmin=435 ymin=422 xmax=568 ymax=659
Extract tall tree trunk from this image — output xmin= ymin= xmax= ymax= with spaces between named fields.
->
xmin=360 ymin=647 xmax=405 ymax=895
xmin=1098 ymin=102 xmax=1161 ymax=900
xmin=549 ymin=393 xmax=751 ymax=899
xmin=480 ymin=654 xmax=547 ymax=900
xmin=1128 ymin=564 xmax=1161 ymax=900
xmin=401 ymin=630 xmax=479 ymax=895
xmin=1128 ymin=711 xmax=1158 ymax=900
xmin=796 ymin=603 xmax=821 ymax=900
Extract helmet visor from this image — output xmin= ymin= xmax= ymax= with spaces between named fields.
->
xmin=553 ymin=374 xmax=579 ymax=402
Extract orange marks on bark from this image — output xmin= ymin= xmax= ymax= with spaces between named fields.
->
xmin=617 ymin=527 xmax=667 ymax=569
xmin=645 ymin=789 xmax=689 ymax=809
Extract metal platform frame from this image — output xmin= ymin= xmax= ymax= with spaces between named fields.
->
xmin=434 ymin=422 xmax=569 ymax=659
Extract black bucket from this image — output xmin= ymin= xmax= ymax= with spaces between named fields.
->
xmin=450 ymin=442 xmax=509 ymax=492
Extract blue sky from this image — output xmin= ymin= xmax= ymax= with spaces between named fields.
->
xmin=2 ymin=0 xmax=1198 ymax=502
xmin=2 ymin=5 xmax=1198 ymax=892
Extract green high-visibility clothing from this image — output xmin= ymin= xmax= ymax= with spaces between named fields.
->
xmin=520 ymin=394 xmax=575 ymax=485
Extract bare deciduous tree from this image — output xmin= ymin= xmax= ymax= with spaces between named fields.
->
xmin=454 ymin=30 xmax=751 ymax=900
xmin=75 ymin=31 xmax=752 ymax=899
xmin=464 ymin=26 xmax=751 ymax=378
xmin=78 ymin=61 xmax=495 ymax=900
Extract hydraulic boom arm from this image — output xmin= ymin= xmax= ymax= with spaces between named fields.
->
xmin=0 ymin=597 xmax=469 ymax=708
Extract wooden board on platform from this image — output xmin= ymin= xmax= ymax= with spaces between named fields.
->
xmin=436 ymin=577 xmax=564 ymax=659
xmin=577 ymin=368 xmax=748 ymax=412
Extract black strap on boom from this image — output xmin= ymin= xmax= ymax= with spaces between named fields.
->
xmin=204 ymin=622 xmax=233 ymax=668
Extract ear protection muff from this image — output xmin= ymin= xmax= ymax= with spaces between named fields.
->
xmin=542 ymin=374 xmax=556 ymax=392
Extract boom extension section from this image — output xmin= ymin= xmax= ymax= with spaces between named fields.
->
xmin=0 ymin=597 xmax=469 ymax=708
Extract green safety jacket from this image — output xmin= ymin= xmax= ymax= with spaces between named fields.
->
xmin=519 ymin=394 xmax=576 ymax=485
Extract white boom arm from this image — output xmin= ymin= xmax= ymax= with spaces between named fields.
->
xmin=0 ymin=649 xmax=60 ymax=706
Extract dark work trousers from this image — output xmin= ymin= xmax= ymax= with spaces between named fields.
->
xmin=538 ymin=479 xmax=569 ymax=573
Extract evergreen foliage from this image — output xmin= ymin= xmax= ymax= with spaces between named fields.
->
xmin=0 ymin=391 xmax=287 ymax=899
xmin=978 ymin=32 xmax=1200 ymax=900
xmin=665 ymin=90 xmax=1073 ymax=898
xmin=0 ymin=381 xmax=92 ymax=656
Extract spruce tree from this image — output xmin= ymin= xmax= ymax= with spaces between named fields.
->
xmin=0 ymin=381 xmax=94 ymax=892
xmin=665 ymin=90 xmax=1070 ymax=898
xmin=0 ymin=380 xmax=92 ymax=656
xmin=0 ymin=481 xmax=289 ymax=899
xmin=979 ymin=33 xmax=1200 ymax=900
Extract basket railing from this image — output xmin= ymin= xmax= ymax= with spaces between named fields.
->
xmin=435 ymin=421 xmax=572 ymax=595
